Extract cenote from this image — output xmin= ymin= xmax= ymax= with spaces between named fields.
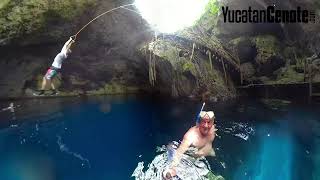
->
xmin=1 ymin=0 xmax=320 ymax=179
xmin=0 ymin=96 xmax=319 ymax=180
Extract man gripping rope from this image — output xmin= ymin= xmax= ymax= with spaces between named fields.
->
xmin=34 ymin=37 xmax=75 ymax=96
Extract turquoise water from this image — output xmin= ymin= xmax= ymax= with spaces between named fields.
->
xmin=0 ymin=96 xmax=319 ymax=180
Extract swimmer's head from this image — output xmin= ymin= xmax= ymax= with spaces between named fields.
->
xmin=198 ymin=111 xmax=214 ymax=136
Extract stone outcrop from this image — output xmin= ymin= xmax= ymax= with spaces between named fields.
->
xmin=0 ymin=0 xmax=320 ymax=100
xmin=143 ymin=36 xmax=236 ymax=100
xmin=0 ymin=0 xmax=153 ymax=98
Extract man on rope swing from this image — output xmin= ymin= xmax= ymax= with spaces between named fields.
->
xmin=34 ymin=37 xmax=75 ymax=96
xmin=163 ymin=111 xmax=218 ymax=179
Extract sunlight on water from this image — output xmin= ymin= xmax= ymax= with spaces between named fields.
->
xmin=235 ymin=126 xmax=292 ymax=180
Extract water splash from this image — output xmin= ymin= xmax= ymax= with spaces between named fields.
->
xmin=132 ymin=141 xmax=224 ymax=180
xmin=219 ymin=122 xmax=255 ymax=141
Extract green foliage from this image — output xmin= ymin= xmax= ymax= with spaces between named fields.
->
xmin=195 ymin=0 xmax=220 ymax=31
xmin=104 ymin=83 xmax=126 ymax=94
xmin=254 ymin=35 xmax=280 ymax=54
xmin=182 ymin=61 xmax=196 ymax=73
xmin=0 ymin=0 xmax=10 ymax=9
xmin=0 ymin=0 xmax=48 ymax=39
xmin=229 ymin=37 xmax=248 ymax=46
xmin=205 ymin=0 xmax=219 ymax=15
xmin=253 ymin=35 xmax=281 ymax=64
xmin=268 ymin=66 xmax=304 ymax=84
xmin=230 ymin=35 xmax=281 ymax=65
xmin=0 ymin=0 xmax=96 ymax=40
xmin=49 ymin=0 xmax=96 ymax=20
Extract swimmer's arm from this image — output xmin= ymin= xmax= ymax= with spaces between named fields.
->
xmin=2 ymin=107 xmax=11 ymax=111
xmin=170 ymin=135 xmax=193 ymax=168
xmin=209 ymin=126 xmax=217 ymax=156
xmin=61 ymin=37 xmax=75 ymax=54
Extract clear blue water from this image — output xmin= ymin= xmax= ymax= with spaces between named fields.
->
xmin=0 ymin=96 xmax=319 ymax=180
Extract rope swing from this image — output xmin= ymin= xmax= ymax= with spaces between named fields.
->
xmin=71 ymin=3 xmax=137 ymax=41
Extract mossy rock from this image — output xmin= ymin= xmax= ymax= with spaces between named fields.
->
xmin=268 ymin=66 xmax=304 ymax=84
xmin=195 ymin=0 xmax=220 ymax=30
xmin=55 ymin=90 xmax=81 ymax=97
xmin=283 ymin=47 xmax=296 ymax=60
xmin=294 ymin=57 xmax=306 ymax=72
xmin=253 ymin=35 xmax=281 ymax=65
xmin=182 ymin=61 xmax=197 ymax=76
xmin=260 ymin=98 xmax=291 ymax=110
xmin=86 ymin=88 xmax=106 ymax=95
xmin=230 ymin=35 xmax=282 ymax=66
xmin=126 ymin=86 xmax=140 ymax=93
xmin=0 ymin=0 xmax=96 ymax=41
xmin=104 ymin=83 xmax=126 ymax=94
xmin=206 ymin=0 xmax=220 ymax=15
xmin=229 ymin=37 xmax=249 ymax=46
xmin=86 ymin=84 xmax=140 ymax=95
xmin=148 ymin=39 xmax=182 ymax=68
xmin=69 ymin=75 xmax=89 ymax=86
xmin=0 ymin=0 xmax=10 ymax=9
xmin=229 ymin=37 xmax=257 ymax=63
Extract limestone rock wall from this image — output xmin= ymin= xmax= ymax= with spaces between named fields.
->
xmin=1 ymin=0 xmax=320 ymax=100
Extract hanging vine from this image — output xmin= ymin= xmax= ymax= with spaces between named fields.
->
xmin=152 ymin=52 xmax=156 ymax=82
xmin=190 ymin=43 xmax=196 ymax=62
xmin=148 ymin=49 xmax=156 ymax=86
xmin=221 ymin=58 xmax=228 ymax=85
xmin=148 ymin=34 xmax=159 ymax=86
xmin=171 ymin=71 xmax=179 ymax=97
xmin=207 ymin=50 xmax=213 ymax=71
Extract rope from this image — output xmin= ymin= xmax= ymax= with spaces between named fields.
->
xmin=71 ymin=3 xmax=136 ymax=41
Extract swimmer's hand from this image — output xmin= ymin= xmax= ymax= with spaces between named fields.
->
xmin=69 ymin=36 xmax=76 ymax=43
xmin=213 ymin=124 xmax=218 ymax=131
xmin=209 ymin=148 xmax=216 ymax=157
xmin=162 ymin=168 xmax=176 ymax=180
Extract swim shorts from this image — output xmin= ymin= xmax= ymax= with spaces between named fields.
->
xmin=45 ymin=67 xmax=58 ymax=80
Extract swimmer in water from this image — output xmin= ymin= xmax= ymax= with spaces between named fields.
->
xmin=1 ymin=102 xmax=15 ymax=113
xmin=163 ymin=111 xmax=218 ymax=179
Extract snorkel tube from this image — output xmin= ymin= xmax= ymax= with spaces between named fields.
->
xmin=196 ymin=102 xmax=206 ymax=125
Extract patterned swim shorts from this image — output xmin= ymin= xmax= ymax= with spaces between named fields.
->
xmin=45 ymin=68 xmax=58 ymax=80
